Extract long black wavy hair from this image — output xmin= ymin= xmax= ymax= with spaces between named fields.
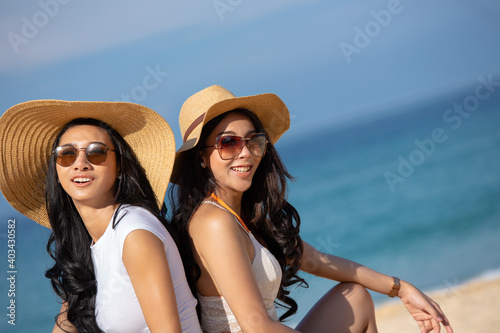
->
xmin=44 ymin=118 xmax=170 ymax=332
xmin=169 ymin=109 xmax=307 ymax=321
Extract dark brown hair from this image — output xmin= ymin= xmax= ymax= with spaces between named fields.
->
xmin=169 ymin=109 xmax=307 ymax=321
xmin=45 ymin=118 xmax=170 ymax=332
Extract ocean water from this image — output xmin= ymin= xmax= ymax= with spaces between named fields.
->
xmin=278 ymin=87 xmax=500 ymax=325
xmin=1 ymin=87 xmax=499 ymax=331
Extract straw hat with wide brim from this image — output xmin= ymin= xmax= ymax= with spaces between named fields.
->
xmin=171 ymin=85 xmax=290 ymax=182
xmin=0 ymin=100 xmax=175 ymax=228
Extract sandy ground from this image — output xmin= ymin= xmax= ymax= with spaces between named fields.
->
xmin=375 ymin=275 xmax=500 ymax=333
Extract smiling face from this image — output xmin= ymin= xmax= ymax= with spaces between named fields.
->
xmin=201 ymin=112 xmax=263 ymax=199
xmin=55 ymin=125 xmax=119 ymax=209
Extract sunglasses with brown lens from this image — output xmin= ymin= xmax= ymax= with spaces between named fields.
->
xmin=204 ymin=133 xmax=268 ymax=160
xmin=53 ymin=142 xmax=116 ymax=167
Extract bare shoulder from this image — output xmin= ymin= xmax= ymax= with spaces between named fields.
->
xmin=188 ymin=202 xmax=253 ymax=262
xmin=188 ymin=202 xmax=241 ymax=238
xmin=122 ymin=229 xmax=166 ymax=264
xmin=124 ymin=229 xmax=163 ymax=248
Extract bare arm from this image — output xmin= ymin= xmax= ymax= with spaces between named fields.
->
xmin=300 ymin=241 xmax=453 ymax=333
xmin=190 ymin=208 xmax=299 ymax=333
xmin=300 ymin=241 xmax=396 ymax=294
xmin=123 ymin=230 xmax=182 ymax=333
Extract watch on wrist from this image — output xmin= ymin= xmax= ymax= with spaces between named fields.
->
xmin=388 ymin=276 xmax=400 ymax=298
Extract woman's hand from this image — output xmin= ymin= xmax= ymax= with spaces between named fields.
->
xmin=398 ymin=281 xmax=453 ymax=333
xmin=299 ymin=242 xmax=454 ymax=333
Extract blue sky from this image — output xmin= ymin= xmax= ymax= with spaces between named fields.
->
xmin=1 ymin=0 xmax=499 ymax=140
xmin=1 ymin=1 xmax=499 ymax=220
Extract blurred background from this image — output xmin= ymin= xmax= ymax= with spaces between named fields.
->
xmin=1 ymin=0 xmax=499 ymax=331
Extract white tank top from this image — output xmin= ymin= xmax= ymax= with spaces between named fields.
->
xmin=197 ymin=201 xmax=282 ymax=333
xmin=91 ymin=205 xmax=202 ymax=333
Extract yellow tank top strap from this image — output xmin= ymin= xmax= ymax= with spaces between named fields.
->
xmin=210 ymin=193 xmax=250 ymax=233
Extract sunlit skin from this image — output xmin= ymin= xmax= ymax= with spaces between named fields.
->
xmin=189 ymin=111 xmax=454 ymax=333
xmin=201 ymin=112 xmax=263 ymax=216
xmin=56 ymin=125 xmax=118 ymax=210
xmin=55 ymin=125 xmax=119 ymax=241
xmin=52 ymin=125 xmax=183 ymax=333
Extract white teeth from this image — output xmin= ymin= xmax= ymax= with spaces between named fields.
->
xmin=231 ymin=166 xmax=250 ymax=173
xmin=73 ymin=177 xmax=92 ymax=183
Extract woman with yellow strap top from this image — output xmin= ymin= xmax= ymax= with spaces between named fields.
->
xmin=169 ymin=85 xmax=454 ymax=333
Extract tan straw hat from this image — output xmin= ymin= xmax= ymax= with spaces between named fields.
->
xmin=171 ymin=85 xmax=290 ymax=182
xmin=0 ymin=100 xmax=176 ymax=228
